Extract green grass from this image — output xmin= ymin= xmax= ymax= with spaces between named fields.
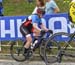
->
xmin=3 ymin=0 xmax=70 ymax=16
xmin=56 ymin=0 xmax=70 ymax=13
xmin=3 ymin=0 xmax=36 ymax=16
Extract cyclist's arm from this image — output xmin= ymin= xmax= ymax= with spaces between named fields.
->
xmin=52 ymin=1 xmax=60 ymax=13
xmin=40 ymin=23 xmax=48 ymax=32
xmin=32 ymin=15 xmax=41 ymax=32
xmin=54 ymin=7 xmax=60 ymax=13
xmin=33 ymin=23 xmax=41 ymax=32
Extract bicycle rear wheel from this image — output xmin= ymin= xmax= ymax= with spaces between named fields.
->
xmin=10 ymin=40 xmax=26 ymax=62
xmin=43 ymin=32 xmax=69 ymax=64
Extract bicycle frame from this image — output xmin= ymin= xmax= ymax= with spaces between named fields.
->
xmin=10 ymin=30 xmax=52 ymax=63
xmin=58 ymin=32 xmax=75 ymax=62
xmin=64 ymin=32 xmax=75 ymax=50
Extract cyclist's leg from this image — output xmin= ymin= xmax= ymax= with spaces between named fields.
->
xmin=24 ymin=34 xmax=32 ymax=53
xmin=20 ymin=25 xmax=32 ymax=54
xmin=32 ymin=29 xmax=42 ymax=49
xmin=33 ymin=29 xmax=40 ymax=37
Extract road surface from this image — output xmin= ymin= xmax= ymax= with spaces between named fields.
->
xmin=0 ymin=60 xmax=75 ymax=65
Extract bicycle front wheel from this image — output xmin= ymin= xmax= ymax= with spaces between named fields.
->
xmin=44 ymin=32 xmax=69 ymax=64
xmin=10 ymin=40 xmax=26 ymax=62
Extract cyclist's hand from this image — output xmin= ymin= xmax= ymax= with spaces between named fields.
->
xmin=48 ymin=30 xmax=53 ymax=34
xmin=40 ymin=30 xmax=46 ymax=35
xmin=41 ymin=30 xmax=45 ymax=34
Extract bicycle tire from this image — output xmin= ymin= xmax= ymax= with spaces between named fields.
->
xmin=10 ymin=40 xmax=26 ymax=62
xmin=40 ymin=39 xmax=47 ymax=61
xmin=43 ymin=32 xmax=69 ymax=64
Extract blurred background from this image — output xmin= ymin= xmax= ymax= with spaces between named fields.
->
xmin=3 ymin=0 xmax=70 ymax=16
xmin=1 ymin=0 xmax=70 ymax=53
xmin=0 ymin=0 xmax=71 ymax=60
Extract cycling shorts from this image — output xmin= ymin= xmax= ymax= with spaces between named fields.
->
xmin=20 ymin=23 xmax=34 ymax=37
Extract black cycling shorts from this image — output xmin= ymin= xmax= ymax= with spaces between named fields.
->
xmin=20 ymin=24 xmax=33 ymax=37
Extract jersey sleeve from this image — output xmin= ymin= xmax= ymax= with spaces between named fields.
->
xmin=51 ymin=1 xmax=58 ymax=9
xmin=31 ymin=14 xmax=42 ymax=26
xmin=31 ymin=15 xmax=38 ymax=23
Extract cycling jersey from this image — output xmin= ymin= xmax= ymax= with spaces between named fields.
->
xmin=20 ymin=14 xmax=42 ymax=36
xmin=69 ymin=1 xmax=75 ymax=23
xmin=31 ymin=14 xmax=42 ymax=26
xmin=21 ymin=19 xmax=34 ymax=34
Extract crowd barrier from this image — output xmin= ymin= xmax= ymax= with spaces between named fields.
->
xmin=0 ymin=13 xmax=75 ymax=41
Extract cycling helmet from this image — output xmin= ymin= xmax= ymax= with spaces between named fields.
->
xmin=37 ymin=7 xmax=45 ymax=15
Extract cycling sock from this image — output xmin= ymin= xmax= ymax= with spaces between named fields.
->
xmin=24 ymin=48 xmax=29 ymax=53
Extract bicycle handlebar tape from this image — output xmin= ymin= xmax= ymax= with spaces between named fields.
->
xmin=48 ymin=30 xmax=53 ymax=34
xmin=40 ymin=30 xmax=46 ymax=36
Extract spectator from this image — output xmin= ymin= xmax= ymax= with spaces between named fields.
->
xmin=69 ymin=0 xmax=75 ymax=28
xmin=32 ymin=0 xmax=45 ymax=14
xmin=45 ymin=0 xmax=60 ymax=14
xmin=0 ymin=0 xmax=3 ymax=16
xmin=69 ymin=0 xmax=75 ymax=23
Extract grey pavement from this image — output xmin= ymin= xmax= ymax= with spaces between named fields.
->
xmin=0 ymin=60 xmax=75 ymax=65
xmin=0 ymin=54 xmax=75 ymax=65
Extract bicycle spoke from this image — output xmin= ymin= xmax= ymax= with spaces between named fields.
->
xmin=44 ymin=32 xmax=70 ymax=64
xmin=10 ymin=40 xmax=26 ymax=62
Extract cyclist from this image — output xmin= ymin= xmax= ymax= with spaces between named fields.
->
xmin=20 ymin=8 xmax=53 ymax=55
xmin=45 ymin=0 xmax=60 ymax=14
xmin=69 ymin=0 xmax=75 ymax=27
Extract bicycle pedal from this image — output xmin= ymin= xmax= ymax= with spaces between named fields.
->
xmin=23 ymin=53 xmax=30 ymax=60
xmin=28 ymin=50 xmax=33 ymax=57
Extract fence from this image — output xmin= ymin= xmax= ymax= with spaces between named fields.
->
xmin=0 ymin=13 xmax=75 ymax=55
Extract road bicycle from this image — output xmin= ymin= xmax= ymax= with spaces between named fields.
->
xmin=10 ymin=30 xmax=53 ymax=64
xmin=43 ymin=32 xmax=75 ymax=65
